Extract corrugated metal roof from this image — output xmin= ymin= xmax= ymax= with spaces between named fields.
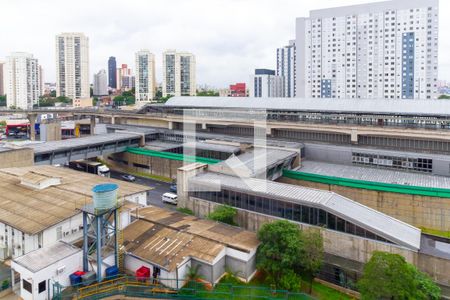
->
xmin=165 ymin=96 xmax=450 ymax=116
xmin=299 ymin=161 xmax=450 ymax=189
xmin=189 ymin=172 xmax=421 ymax=250
xmin=13 ymin=241 xmax=81 ymax=273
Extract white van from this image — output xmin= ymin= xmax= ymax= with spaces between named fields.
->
xmin=162 ymin=192 xmax=178 ymax=205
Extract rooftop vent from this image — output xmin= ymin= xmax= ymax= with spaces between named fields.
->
xmin=20 ymin=171 xmax=61 ymax=190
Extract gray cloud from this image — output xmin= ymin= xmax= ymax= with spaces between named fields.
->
xmin=1 ymin=0 xmax=448 ymax=88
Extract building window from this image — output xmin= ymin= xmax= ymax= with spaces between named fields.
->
xmin=23 ymin=279 xmax=32 ymax=293
xmin=38 ymin=280 xmax=46 ymax=293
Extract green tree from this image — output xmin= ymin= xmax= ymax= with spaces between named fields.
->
xmin=185 ymin=265 xmax=203 ymax=282
xmin=438 ymin=94 xmax=450 ymax=99
xmin=90 ymin=87 xmax=93 ymax=97
xmin=299 ymin=229 xmax=324 ymax=293
xmin=207 ymin=205 xmax=237 ymax=225
xmin=50 ymin=90 xmax=57 ymax=97
xmin=0 ymin=95 xmax=6 ymax=107
xmin=55 ymin=96 xmax=71 ymax=104
xmin=93 ymin=97 xmax=99 ymax=106
xmin=256 ymin=220 xmax=303 ymax=289
xmin=197 ymin=90 xmax=219 ymax=96
xmin=113 ymin=95 xmax=125 ymax=106
xmin=358 ymin=251 xmax=440 ymax=300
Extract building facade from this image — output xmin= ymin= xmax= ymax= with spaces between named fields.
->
xmin=116 ymin=64 xmax=134 ymax=91
xmin=295 ymin=0 xmax=439 ymax=99
xmin=230 ymin=83 xmax=247 ymax=97
xmin=276 ymin=40 xmax=296 ymax=97
xmin=0 ymin=60 xmax=4 ymax=96
xmin=55 ymin=33 xmax=90 ymax=99
xmin=135 ymin=50 xmax=156 ymax=102
xmin=249 ymin=69 xmax=283 ymax=98
xmin=108 ymin=56 xmax=117 ymax=89
xmin=93 ymin=69 xmax=108 ymax=96
xmin=4 ymin=52 xmax=40 ymax=109
xmin=162 ymin=50 xmax=196 ymax=97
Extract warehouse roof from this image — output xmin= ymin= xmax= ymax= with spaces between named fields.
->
xmin=189 ymin=172 xmax=421 ymax=250
xmin=26 ymin=132 xmax=142 ymax=154
xmin=124 ymin=206 xmax=258 ymax=271
xmin=165 ymin=97 xmax=450 ymax=116
xmin=13 ymin=241 xmax=81 ymax=273
xmin=0 ymin=166 xmax=150 ymax=234
xmin=299 ymin=161 xmax=450 ymax=189
xmin=182 ymin=142 xmax=241 ymax=154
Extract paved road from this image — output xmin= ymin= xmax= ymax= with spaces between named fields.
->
xmin=110 ymin=170 xmax=177 ymax=209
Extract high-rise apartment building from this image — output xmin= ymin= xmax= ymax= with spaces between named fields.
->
xmin=0 ymin=60 xmax=4 ymax=96
xmin=135 ymin=50 xmax=156 ymax=102
xmin=249 ymin=69 xmax=283 ymax=98
xmin=94 ymin=69 xmax=108 ymax=96
xmin=162 ymin=50 xmax=196 ymax=97
xmin=116 ymin=64 xmax=134 ymax=91
xmin=38 ymin=65 xmax=44 ymax=97
xmin=295 ymin=0 xmax=439 ymax=99
xmin=277 ymin=40 xmax=296 ymax=97
xmin=108 ymin=56 xmax=117 ymax=89
xmin=4 ymin=52 xmax=40 ymax=109
xmin=55 ymin=32 xmax=90 ymax=99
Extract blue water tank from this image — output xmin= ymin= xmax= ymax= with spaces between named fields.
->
xmin=92 ymin=183 xmax=118 ymax=210
xmin=105 ymin=265 xmax=119 ymax=278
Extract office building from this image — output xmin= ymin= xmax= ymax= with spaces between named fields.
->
xmin=295 ymin=0 xmax=439 ymax=99
xmin=116 ymin=64 xmax=134 ymax=91
xmin=93 ymin=69 xmax=108 ymax=96
xmin=108 ymin=56 xmax=117 ymax=89
xmin=0 ymin=60 xmax=4 ymax=96
xmin=249 ymin=69 xmax=283 ymax=97
xmin=162 ymin=50 xmax=196 ymax=97
xmin=276 ymin=40 xmax=296 ymax=97
xmin=4 ymin=52 xmax=40 ymax=109
xmin=229 ymin=83 xmax=247 ymax=97
xmin=38 ymin=65 xmax=44 ymax=97
xmin=55 ymin=33 xmax=89 ymax=100
xmin=135 ymin=50 xmax=156 ymax=102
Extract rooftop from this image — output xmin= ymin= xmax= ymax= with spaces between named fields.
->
xmin=124 ymin=206 xmax=259 ymax=271
xmin=165 ymin=97 xmax=450 ymax=116
xmin=189 ymin=172 xmax=421 ymax=250
xmin=0 ymin=165 xmax=150 ymax=234
xmin=13 ymin=241 xmax=81 ymax=273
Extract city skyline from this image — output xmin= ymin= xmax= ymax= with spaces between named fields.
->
xmin=1 ymin=0 xmax=449 ymax=89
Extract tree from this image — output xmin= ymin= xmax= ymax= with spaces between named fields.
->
xmin=207 ymin=205 xmax=237 ymax=225
xmin=438 ymin=94 xmax=450 ymax=99
xmin=358 ymin=251 xmax=440 ymax=300
xmin=0 ymin=95 xmax=6 ymax=107
xmin=50 ymin=90 xmax=57 ymax=97
xmin=299 ymin=229 xmax=324 ymax=293
xmin=256 ymin=220 xmax=303 ymax=289
xmin=185 ymin=264 xmax=203 ymax=282
xmin=197 ymin=90 xmax=219 ymax=97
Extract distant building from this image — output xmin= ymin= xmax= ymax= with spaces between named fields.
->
xmin=116 ymin=64 xmax=134 ymax=91
xmin=73 ymin=97 xmax=93 ymax=108
xmin=277 ymin=40 xmax=296 ymax=97
xmin=162 ymin=50 xmax=196 ymax=97
xmin=249 ymin=69 xmax=283 ymax=98
xmin=55 ymin=33 xmax=90 ymax=100
xmin=218 ymin=88 xmax=230 ymax=97
xmin=135 ymin=50 xmax=156 ymax=102
xmin=229 ymin=83 xmax=247 ymax=97
xmin=295 ymin=0 xmax=439 ymax=99
xmin=0 ymin=60 xmax=5 ymax=96
xmin=93 ymin=69 xmax=108 ymax=96
xmin=108 ymin=56 xmax=117 ymax=89
xmin=38 ymin=65 xmax=44 ymax=97
xmin=4 ymin=52 xmax=40 ymax=109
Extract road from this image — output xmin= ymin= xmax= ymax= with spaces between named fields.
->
xmin=110 ymin=170 xmax=177 ymax=209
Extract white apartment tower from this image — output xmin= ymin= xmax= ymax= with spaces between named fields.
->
xmin=249 ymin=69 xmax=283 ymax=98
xmin=4 ymin=52 xmax=40 ymax=109
xmin=93 ymin=69 xmax=108 ymax=96
xmin=162 ymin=50 xmax=196 ymax=97
xmin=135 ymin=50 xmax=156 ymax=102
xmin=295 ymin=0 xmax=439 ymax=99
xmin=277 ymin=40 xmax=296 ymax=97
xmin=55 ymin=33 xmax=90 ymax=99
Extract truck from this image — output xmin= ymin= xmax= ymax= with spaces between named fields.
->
xmin=68 ymin=160 xmax=110 ymax=177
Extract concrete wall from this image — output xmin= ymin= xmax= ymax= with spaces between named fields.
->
xmin=279 ymin=177 xmax=450 ymax=232
xmin=184 ymin=196 xmax=450 ymax=288
xmin=40 ymin=122 xmax=61 ymax=141
xmin=0 ymin=148 xmax=33 ymax=168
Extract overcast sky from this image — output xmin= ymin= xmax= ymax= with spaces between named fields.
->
xmin=1 ymin=0 xmax=448 ymax=88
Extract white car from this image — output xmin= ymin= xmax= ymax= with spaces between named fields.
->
xmin=162 ymin=192 xmax=178 ymax=205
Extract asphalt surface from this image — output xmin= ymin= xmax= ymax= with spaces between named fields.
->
xmin=110 ymin=170 xmax=177 ymax=209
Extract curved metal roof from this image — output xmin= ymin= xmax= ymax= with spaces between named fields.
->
xmin=165 ymin=97 xmax=450 ymax=116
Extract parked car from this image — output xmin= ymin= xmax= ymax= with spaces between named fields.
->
xmin=162 ymin=192 xmax=178 ymax=205
xmin=121 ymin=174 xmax=136 ymax=182
xmin=170 ymin=184 xmax=177 ymax=193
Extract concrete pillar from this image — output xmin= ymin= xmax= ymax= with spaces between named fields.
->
xmin=27 ymin=113 xmax=37 ymax=141
xmin=111 ymin=115 xmax=115 ymax=125
xmin=90 ymin=115 xmax=96 ymax=135
xmin=168 ymin=121 xmax=173 ymax=130
xmin=201 ymin=123 xmax=207 ymax=130
xmin=351 ymin=128 xmax=358 ymax=144
xmin=266 ymin=127 xmax=272 ymax=135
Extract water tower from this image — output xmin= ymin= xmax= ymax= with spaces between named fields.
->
xmin=81 ymin=183 xmax=121 ymax=282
